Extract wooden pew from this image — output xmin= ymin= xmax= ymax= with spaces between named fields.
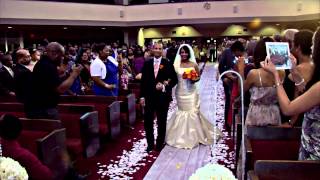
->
xmin=0 ymin=102 xmax=99 ymax=158
xmin=244 ymin=126 xmax=302 ymax=178
xmin=117 ymin=93 xmax=136 ymax=126
xmin=59 ymin=95 xmax=121 ymax=139
xmin=58 ymin=104 xmax=99 ymax=158
xmin=248 ymin=160 xmax=320 ymax=180
xmin=128 ymin=82 xmax=144 ymax=119
xmin=17 ymin=118 xmax=68 ymax=180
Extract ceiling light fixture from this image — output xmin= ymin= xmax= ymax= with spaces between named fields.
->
xmin=7 ymin=26 xmax=13 ymax=29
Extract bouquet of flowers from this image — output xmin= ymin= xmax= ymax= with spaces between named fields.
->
xmin=189 ymin=164 xmax=237 ymax=180
xmin=0 ymin=157 xmax=28 ymax=180
xmin=182 ymin=68 xmax=199 ymax=81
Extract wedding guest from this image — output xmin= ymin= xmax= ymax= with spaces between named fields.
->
xmin=261 ymin=27 xmax=320 ymax=160
xmin=0 ymin=54 xmax=15 ymax=97
xmin=218 ymin=41 xmax=245 ymax=129
xmin=118 ymin=50 xmax=132 ymax=90
xmin=287 ymin=30 xmax=314 ymax=127
xmin=237 ymin=37 xmax=284 ymax=126
xmin=78 ymin=50 xmax=93 ymax=94
xmin=14 ymin=49 xmax=33 ymax=103
xmin=0 ymin=114 xmax=53 ymax=180
xmin=90 ymin=43 xmax=116 ymax=96
xmin=30 ymin=48 xmax=41 ymax=66
xmin=25 ymin=42 xmax=82 ymax=119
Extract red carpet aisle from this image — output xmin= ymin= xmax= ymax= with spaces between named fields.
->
xmin=144 ymin=63 xmax=235 ymax=180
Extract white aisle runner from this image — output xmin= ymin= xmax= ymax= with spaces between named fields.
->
xmin=144 ymin=63 xmax=223 ymax=180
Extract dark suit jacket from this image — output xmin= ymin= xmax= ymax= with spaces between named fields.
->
xmin=14 ymin=64 xmax=32 ymax=103
xmin=0 ymin=66 xmax=15 ymax=95
xmin=140 ymin=57 xmax=177 ymax=103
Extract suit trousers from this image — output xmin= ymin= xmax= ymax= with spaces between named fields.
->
xmin=144 ymin=98 xmax=170 ymax=148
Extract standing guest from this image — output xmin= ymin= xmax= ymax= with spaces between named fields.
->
xmin=29 ymin=48 xmax=41 ymax=66
xmin=0 ymin=54 xmax=15 ymax=96
xmin=218 ymin=41 xmax=245 ymax=129
xmin=25 ymin=42 xmax=83 ymax=119
xmin=166 ymin=41 xmax=178 ymax=64
xmin=90 ymin=43 xmax=116 ymax=96
xmin=78 ymin=50 xmax=93 ymax=94
xmin=104 ymin=46 xmax=119 ymax=96
xmin=261 ymin=27 xmax=320 ymax=161
xmin=127 ymin=48 xmax=135 ymax=66
xmin=132 ymin=47 xmax=145 ymax=76
xmin=287 ymin=30 xmax=314 ymax=127
xmin=237 ymin=37 xmax=284 ymax=126
xmin=118 ymin=50 xmax=132 ymax=90
xmin=0 ymin=114 xmax=53 ymax=180
xmin=14 ymin=49 xmax=33 ymax=103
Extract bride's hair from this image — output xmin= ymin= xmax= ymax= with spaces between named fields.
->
xmin=179 ymin=45 xmax=191 ymax=60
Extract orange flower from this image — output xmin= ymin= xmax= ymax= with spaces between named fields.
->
xmin=159 ymin=65 xmax=164 ymax=69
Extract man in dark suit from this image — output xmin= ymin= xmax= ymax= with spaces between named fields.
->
xmin=140 ymin=43 xmax=178 ymax=152
xmin=14 ymin=49 xmax=33 ymax=103
xmin=0 ymin=54 xmax=15 ymax=96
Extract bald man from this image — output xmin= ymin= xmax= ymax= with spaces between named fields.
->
xmin=25 ymin=42 xmax=83 ymax=119
xmin=14 ymin=49 xmax=33 ymax=103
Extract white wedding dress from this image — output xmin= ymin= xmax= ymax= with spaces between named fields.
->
xmin=166 ymin=67 xmax=221 ymax=149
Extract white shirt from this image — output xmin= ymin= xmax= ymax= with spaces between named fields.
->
xmin=153 ymin=57 xmax=162 ymax=67
xmin=107 ymin=56 xmax=118 ymax=67
xmin=90 ymin=56 xmax=106 ymax=79
xmin=3 ymin=65 xmax=14 ymax=77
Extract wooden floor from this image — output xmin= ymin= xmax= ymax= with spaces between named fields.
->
xmin=144 ymin=63 xmax=235 ymax=180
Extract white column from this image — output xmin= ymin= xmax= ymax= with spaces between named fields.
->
xmin=19 ymin=32 xmax=24 ymax=48
xmin=4 ymin=33 xmax=8 ymax=52
xmin=124 ymin=30 xmax=129 ymax=45
xmin=137 ymin=28 xmax=145 ymax=47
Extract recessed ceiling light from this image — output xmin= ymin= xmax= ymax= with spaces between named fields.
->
xmin=7 ymin=26 xmax=13 ymax=29
xmin=276 ymin=23 xmax=280 ymax=26
xmin=101 ymin=27 xmax=106 ymax=30
xmin=63 ymin=27 xmax=68 ymax=30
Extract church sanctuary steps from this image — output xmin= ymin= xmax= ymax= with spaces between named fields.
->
xmin=247 ymin=160 xmax=320 ymax=180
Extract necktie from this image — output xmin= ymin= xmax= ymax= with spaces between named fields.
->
xmin=154 ymin=62 xmax=159 ymax=77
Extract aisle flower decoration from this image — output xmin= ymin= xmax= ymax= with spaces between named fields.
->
xmin=189 ymin=163 xmax=237 ymax=180
xmin=0 ymin=157 xmax=28 ymax=180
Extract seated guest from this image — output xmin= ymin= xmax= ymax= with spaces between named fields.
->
xmin=0 ymin=114 xmax=53 ymax=180
xmin=25 ymin=42 xmax=83 ymax=119
xmin=237 ymin=37 xmax=284 ymax=126
xmin=0 ymin=54 xmax=15 ymax=97
xmin=90 ymin=43 xmax=117 ymax=96
xmin=262 ymin=27 xmax=320 ymax=160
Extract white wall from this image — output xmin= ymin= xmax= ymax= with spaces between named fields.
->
xmin=0 ymin=0 xmax=319 ymax=26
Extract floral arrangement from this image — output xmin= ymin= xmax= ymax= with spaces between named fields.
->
xmin=182 ymin=68 xmax=199 ymax=81
xmin=189 ymin=164 xmax=237 ymax=180
xmin=0 ymin=157 xmax=28 ymax=180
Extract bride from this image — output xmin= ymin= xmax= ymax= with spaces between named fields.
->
xmin=166 ymin=44 xmax=221 ymax=149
